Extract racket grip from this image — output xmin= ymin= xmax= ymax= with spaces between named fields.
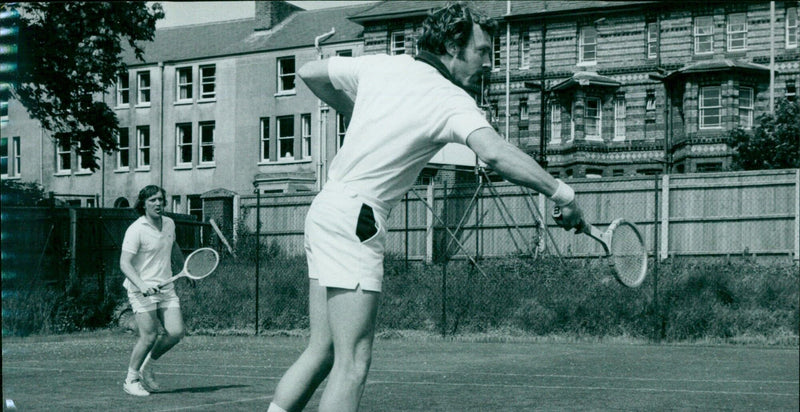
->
xmin=553 ymin=206 xmax=585 ymax=233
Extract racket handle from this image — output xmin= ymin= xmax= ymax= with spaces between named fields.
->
xmin=553 ymin=206 xmax=586 ymax=233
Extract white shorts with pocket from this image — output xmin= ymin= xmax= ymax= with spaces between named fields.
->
xmin=127 ymin=286 xmax=181 ymax=313
xmin=305 ymin=181 xmax=389 ymax=292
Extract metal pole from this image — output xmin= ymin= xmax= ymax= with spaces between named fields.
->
xmin=405 ymin=192 xmax=409 ymax=271
xmin=769 ymin=1 xmax=775 ymax=114
xmin=653 ymin=173 xmax=661 ymax=342
xmin=255 ymin=189 xmax=261 ymax=335
xmin=539 ymin=21 xmax=547 ymax=166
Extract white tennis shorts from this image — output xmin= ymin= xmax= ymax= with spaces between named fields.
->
xmin=305 ymin=181 xmax=389 ymax=292
xmin=127 ymin=287 xmax=180 ymax=314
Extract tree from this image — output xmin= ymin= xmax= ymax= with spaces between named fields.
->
xmin=729 ymin=98 xmax=800 ymax=171
xmin=1 ymin=179 xmax=45 ymax=206
xmin=3 ymin=2 xmax=164 ymax=171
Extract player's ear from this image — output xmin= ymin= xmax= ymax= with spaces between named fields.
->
xmin=444 ymin=39 xmax=460 ymax=58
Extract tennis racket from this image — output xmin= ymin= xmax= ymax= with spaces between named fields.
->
xmin=553 ymin=207 xmax=648 ymax=288
xmin=156 ymin=247 xmax=220 ymax=288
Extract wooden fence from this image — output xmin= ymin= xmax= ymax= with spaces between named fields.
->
xmin=239 ymin=169 xmax=799 ymax=265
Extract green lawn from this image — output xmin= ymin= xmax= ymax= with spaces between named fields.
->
xmin=2 ymin=331 xmax=798 ymax=411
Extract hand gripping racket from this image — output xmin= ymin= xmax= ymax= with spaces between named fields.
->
xmin=157 ymin=247 xmax=220 ymax=288
xmin=553 ymin=207 xmax=648 ymax=288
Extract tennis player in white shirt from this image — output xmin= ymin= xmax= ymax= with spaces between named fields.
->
xmin=268 ymin=3 xmax=583 ymax=411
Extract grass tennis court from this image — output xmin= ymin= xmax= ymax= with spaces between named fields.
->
xmin=2 ymin=331 xmax=798 ymax=411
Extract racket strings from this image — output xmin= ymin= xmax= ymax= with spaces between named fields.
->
xmin=610 ymin=224 xmax=646 ymax=286
xmin=186 ymin=250 xmax=218 ymax=278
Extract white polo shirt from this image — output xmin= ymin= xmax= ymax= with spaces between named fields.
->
xmin=327 ymin=54 xmax=491 ymax=210
xmin=121 ymin=215 xmax=176 ymax=291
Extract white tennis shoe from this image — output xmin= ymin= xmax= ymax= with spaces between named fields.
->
xmin=140 ymin=368 xmax=160 ymax=392
xmin=123 ymin=379 xmax=150 ymax=397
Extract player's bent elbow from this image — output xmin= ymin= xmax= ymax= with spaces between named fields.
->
xmin=297 ymin=60 xmax=325 ymax=82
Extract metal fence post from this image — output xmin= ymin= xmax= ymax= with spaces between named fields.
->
xmin=68 ymin=208 xmax=78 ymax=293
xmin=255 ymin=189 xmax=261 ymax=335
xmin=425 ymin=182 xmax=434 ymax=264
xmin=653 ymin=174 xmax=661 ymax=342
xmin=405 ymin=192 xmax=409 ymax=271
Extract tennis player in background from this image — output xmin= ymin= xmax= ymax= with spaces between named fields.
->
xmin=120 ymin=185 xmax=186 ymax=396
xmin=268 ymin=3 xmax=584 ymax=411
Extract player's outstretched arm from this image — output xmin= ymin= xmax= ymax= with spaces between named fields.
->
xmin=298 ymin=59 xmax=354 ymax=118
xmin=466 ymin=127 xmax=583 ymax=229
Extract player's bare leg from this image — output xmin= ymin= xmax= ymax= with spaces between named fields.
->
xmin=140 ymin=306 xmax=185 ymax=391
xmin=271 ymin=279 xmax=334 ymax=411
xmin=125 ymin=310 xmax=160 ymax=395
xmin=318 ymin=285 xmax=379 ymax=412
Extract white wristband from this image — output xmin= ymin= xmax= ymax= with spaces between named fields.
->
xmin=550 ymin=179 xmax=575 ymax=206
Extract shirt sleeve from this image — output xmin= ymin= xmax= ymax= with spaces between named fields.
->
xmin=121 ymin=224 xmax=139 ymax=254
xmin=444 ymin=95 xmax=494 ymax=145
xmin=327 ymin=56 xmax=360 ymax=95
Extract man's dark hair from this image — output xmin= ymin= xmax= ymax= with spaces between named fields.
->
xmin=417 ymin=2 xmax=499 ymax=55
xmin=134 ymin=185 xmax=166 ymax=215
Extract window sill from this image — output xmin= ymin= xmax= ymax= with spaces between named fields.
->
xmin=584 ymin=136 xmax=603 ymax=142
xmin=174 ymin=165 xmax=192 ymax=170
xmin=198 ymin=98 xmax=216 ymax=104
xmin=174 ymin=100 xmax=193 ymax=106
xmin=135 ymin=103 xmax=152 ymax=108
xmin=54 ymin=171 xmax=72 ymax=176
xmin=274 ymin=90 xmax=296 ymax=97
xmin=197 ymin=163 xmax=216 ymax=169
xmin=114 ymin=168 xmax=130 ymax=173
xmin=134 ymin=167 xmax=151 ymax=172
xmin=115 ymin=104 xmax=130 ymax=110
xmin=1 ymin=175 xmax=20 ymax=180
xmin=258 ymin=158 xmax=312 ymax=166
xmin=577 ymin=61 xmax=597 ymax=67
xmin=75 ymin=171 xmax=93 ymax=176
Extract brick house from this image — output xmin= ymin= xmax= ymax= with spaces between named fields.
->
xmin=2 ymin=1 xmax=797 ymax=211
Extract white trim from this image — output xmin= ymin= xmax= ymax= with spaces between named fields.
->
xmin=699 ymin=85 xmax=722 ymax=129
xmin=726 ymin=13 xmax=747 ymax=51
xmin=694 ymin=16 xmax=714 ymax=54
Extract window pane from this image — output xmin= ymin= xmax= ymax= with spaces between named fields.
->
xmin=278 ymin=117 xmax=294 ymax=159
xmin=279 ymin=58 xmax=295 ymax=91
xmin=0 ymin=137 xmax=7 ymax=175
xmin=200 ymin=123 xmax=214 ymax=163
xmin=201 ymin=66 xmax=216 ymax=99
xmin=261 ymin=118 xmax=270 ymax=161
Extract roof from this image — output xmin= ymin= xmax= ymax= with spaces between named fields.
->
xmin=664 ymin=59 xmax=772 ymax=82
xmin=550 ymin=71 xmax=621 ymax=92
xmin=348 ymin=0 xmax=657 ymax=23
xmin=122 ymin=4 xmax=371 ymax=66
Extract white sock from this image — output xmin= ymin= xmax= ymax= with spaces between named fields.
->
xmin=267 ymin=402 xmax=288 ymax=412
xmin=126 ymin=368 xmax=140 ymax=383
xmin=141 ymin=353 xmax=156 ymax=372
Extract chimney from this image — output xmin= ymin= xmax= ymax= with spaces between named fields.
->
xmin=255 ymin=1 xmax=302 ymax=31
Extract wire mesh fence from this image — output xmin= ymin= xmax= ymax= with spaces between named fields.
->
xmin=2 ymin=169 xmax=797 ymax=337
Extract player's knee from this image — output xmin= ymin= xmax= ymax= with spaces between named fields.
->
xmin=139 ymin=330 xmax=158 ymax=346
xmin=166 ymin=326 xmax=185 ymax=341
xmin=344 ymin=350 xmax=372 ymax=383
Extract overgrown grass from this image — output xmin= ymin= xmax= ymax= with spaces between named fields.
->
xmin=3 ymin=247 xmax=798 ymax=345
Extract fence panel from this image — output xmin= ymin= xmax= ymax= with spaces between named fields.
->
xmin=238 ymin=169 xmax=798 ymax=264
xmin=667 ymin=170 xmax=797 ymax=259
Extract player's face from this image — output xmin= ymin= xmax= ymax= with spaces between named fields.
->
xmin=451 ymin=23 xmax=492 ymax=93
xmin=144 ymin=192 xmax=165 ymax=218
